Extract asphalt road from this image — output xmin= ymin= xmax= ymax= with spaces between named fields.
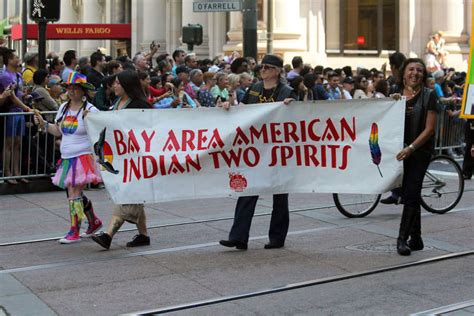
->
xmin=1 ymin=179 xmax=473 ymax=315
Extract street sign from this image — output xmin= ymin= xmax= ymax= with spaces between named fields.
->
xmin=30 ymin=0 xmax=61 ymax=22
xmin=193 ymin=0 xmax=242 ymax=12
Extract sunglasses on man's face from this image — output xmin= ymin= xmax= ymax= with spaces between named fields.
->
xmin=262 ymin=64 xmax=278 ymax=70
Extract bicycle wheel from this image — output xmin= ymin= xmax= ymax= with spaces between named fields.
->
xmin=421 ymin=155 xmax=464 ymax=214
xmin=333 ymin=193 xmax=381 ymax=218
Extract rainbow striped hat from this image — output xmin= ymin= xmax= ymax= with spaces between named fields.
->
xmin=64 ymin=71 xmax=95 ymax=90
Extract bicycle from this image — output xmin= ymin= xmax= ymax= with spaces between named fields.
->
xmin=333 ymin=155 xmax=465 ymax=218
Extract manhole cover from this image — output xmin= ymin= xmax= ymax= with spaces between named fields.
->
xmin=346 ymin=243 xmax=433 ymax=253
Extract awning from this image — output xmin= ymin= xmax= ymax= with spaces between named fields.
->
xmin=11 ymin=24 xmax=131 ymax=40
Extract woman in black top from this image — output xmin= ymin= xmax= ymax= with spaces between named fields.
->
xmin=395 ymin=58 xmax=437 ymax=256
xmin=92 ymin=70 xmax=151 ymax=250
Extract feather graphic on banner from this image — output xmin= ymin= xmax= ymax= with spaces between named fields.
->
xmin=369 ymin=123 xmax=383 ymax=178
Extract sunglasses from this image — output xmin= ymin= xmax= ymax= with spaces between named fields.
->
xmin=262 ymin=64 xmax=278 ymax=70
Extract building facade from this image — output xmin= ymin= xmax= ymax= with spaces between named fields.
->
xmin=1 ymin=0 xmax=471 ymax=71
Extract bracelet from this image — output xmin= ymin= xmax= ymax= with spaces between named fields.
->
xmin=408 ymin=144 xmax=416 ymax=152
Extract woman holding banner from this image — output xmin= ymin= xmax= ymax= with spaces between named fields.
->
xmin=219 ymin=54 xmax=296 ymax=250
xmin=92 ymin=70 xmax=152 ymax=250
xmin=33 ymin=72 xmax=103 ymax=244
xmin=394 ymin=58 xmax=437 ymax=256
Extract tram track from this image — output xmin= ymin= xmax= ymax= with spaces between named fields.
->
xmin=123 ymin=250 xmax=474 ymax=315
xmin=2 ymin=195 xmax=474 ymax=248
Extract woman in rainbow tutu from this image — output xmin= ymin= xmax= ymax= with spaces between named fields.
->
xmin=34 ymin=72 xmax=103 ymax=244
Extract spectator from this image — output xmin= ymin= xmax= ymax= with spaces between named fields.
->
xmin=138 ymin=71 xmax=154 ymax=104
xmin=290 ymin=75 xmax=309 ymax=101
xmin=211 ymin=72 xmax=231 ymax=103
xmin=342 ymin=66 xmax=353 ymax=78
xmin=158 ymin=60 xmax=172 ymax=75
xmin=105 ymin=60 xmax=123 ymax=75
xmin=388 ymin=52 xmax=406 ymax=92
xmin=188 ymin=68 xmax=204 ymax=99
xmin=172 ymin=49 xmax=186 ymax=75
xmin=47 ymin=75 xmax=66 ymax=106
xmin=326 ymin=71 xmax=344 ymax=100
xmin=312 ymin=73 xmax=330 ymax=100
xmin=341 ymin=77 xmax=354 ymax=99
xmin=185 ymin=54 xmax=198 ymax=69
xmin=78 ymin=56 xmax=91 ymax=76
xmin=153 ymin=78 xmax=196 ymax=109
xmin=237 ymin=72 xmax=253 ymax=103
xmin=32 ymin=69 xmax=59 ymax=111
xmin=87 ymin=51 xmax=106 ymax=89
xmin=230 ymin=57 xmax=249 ymax=74
xmin=0 ymin=48 xmax=31 ymax=184
xmin=92 ymin=75 xmax=117 ymax=111
xmin=48 ymin=57 xmax=64 ymax=76
xmin=197 ymin=72 xmax=218 ymax=107
xmin=425 ymin=31 xmax=447 ymax=72
xmin=228 ymin=73 xmax=241 ymax=106
xmin=133 ymin=54 xmax=149 ymax=72
xmin=287 ymin=56 xmax=304 ymax=81
xmin=22 ymin=52 xmax=38 ymax=85
xmin=373 ymin=79 xmax=390 ymax=98
xmin=303 ymin=73 xmax=316 ymax=101
xmin=353 ymin=75 xmax=371 ymax=99
xmin=61 ymin=50 xmax=78 ymax=82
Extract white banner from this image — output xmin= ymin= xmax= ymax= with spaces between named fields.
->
xmin=85 ymin=99 xmax=405 ymax=204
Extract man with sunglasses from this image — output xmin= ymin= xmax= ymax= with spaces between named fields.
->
xmin=219 ymin=54 xmax=296 ymax=251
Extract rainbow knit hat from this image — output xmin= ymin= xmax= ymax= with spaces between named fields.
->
xmin=64 ymin=71 xmax=95 ymax=90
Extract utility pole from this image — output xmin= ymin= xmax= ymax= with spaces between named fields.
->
xmin=266 ymin=0 xmax=273 ymax=54
xmin=242 ymin=0 xmax=257 ymax=60
xmin=22 ymin=0 xmax=27 ymax=58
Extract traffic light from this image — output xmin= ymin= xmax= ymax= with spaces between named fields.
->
xmin=30 ymin=0 xmax=61 ymax=22
xmin=182 ymin=24 xmax=203 ymax=51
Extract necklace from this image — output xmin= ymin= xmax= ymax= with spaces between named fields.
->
xmin=259 ymin=85 xmax=278 ymax=103
xmin=403 ymin=86 xmax=420 ymax=100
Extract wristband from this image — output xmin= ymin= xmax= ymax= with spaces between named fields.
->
xmin=408 ymin=144 xmax=416 ymax=152
xmin=44 ymin=121 xmax=49 ymax=132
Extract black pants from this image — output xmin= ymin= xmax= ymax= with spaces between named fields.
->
xmin=399 ymin=152 xmax=431 ymax=240
xmin=229 ymin=194 xmax=289 ymax=244
xmin=462 ymin=123 xmax=474 ymax=178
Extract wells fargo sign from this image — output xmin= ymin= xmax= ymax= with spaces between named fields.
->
xmin=11 ymin=24 xmax=131 ymax=40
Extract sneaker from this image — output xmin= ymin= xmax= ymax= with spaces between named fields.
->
xmin=91 ymin=232 xmax=112 ymax=250
xmin=59 ymin=230 xmax=81 ymax=244
xmin=126 ymin=234 xmax=150 ymax=247
xmin=81 ymin=218 xmax=103 ymax=237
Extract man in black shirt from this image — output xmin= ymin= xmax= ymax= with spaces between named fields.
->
xmin=219 ymin=54 xmax=296 ymax=250
xmin=87 ymin=51 xmax=106 ymax=89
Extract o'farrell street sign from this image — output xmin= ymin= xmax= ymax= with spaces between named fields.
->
xmin=193 ymin=0 xmax=242 ymax=12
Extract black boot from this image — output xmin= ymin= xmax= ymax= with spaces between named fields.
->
xmin=408 ymin=210 xmax=423 ymax=251
xmin=397 ymin=238 xmax=411 ymax=256
xmin=397 ymin=206 xmax=417 ymax=256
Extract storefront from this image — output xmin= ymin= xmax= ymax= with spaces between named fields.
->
xmin=10 ymin=23 xmax=132 ymax=57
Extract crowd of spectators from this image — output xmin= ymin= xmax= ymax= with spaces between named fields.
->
xmin=0 ymin=43 xmax=471 ymax=183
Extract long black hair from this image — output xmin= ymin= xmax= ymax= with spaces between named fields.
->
xmin=117 ymin=70 xmax=148 ymax=104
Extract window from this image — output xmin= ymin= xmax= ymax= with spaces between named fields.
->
xmin=326 ymin=0 xmax=398 ymax=55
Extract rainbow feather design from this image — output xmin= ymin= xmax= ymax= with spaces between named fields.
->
xmin=369 ymin=123 xmax=383 ymax=178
